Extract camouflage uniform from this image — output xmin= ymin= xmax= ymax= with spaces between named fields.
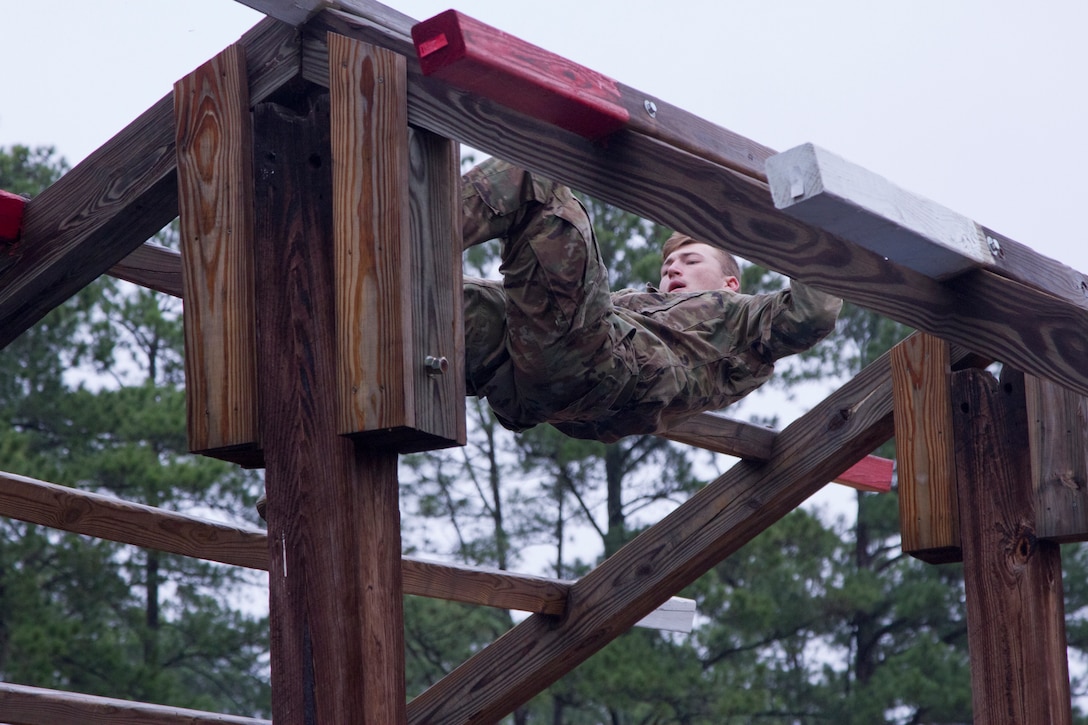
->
xmin=462 ymin=158 xmax=842 ymax=443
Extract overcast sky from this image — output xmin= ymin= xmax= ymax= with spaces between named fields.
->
xmin=5 ymin=1 xmax=1086 ymax=516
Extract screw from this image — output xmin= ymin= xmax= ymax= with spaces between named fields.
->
xmin=986 ymin=235 xmax=1002 ymax=257
xmin=644 ymin=99 xmax=657 ymax=118
xmin=424 ymin=355 xmax=448 ymax=375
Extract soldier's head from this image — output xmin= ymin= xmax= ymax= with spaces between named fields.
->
xmin=659 ymin=233 xmax=741 ymax=294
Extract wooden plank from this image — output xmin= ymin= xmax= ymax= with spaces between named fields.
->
xmin=0 ymin=469 xmax=563 ymax=615
xmin=0 ymin=469 xmax=268 ymax=570
xmin=252 ymin=95 xmax=405 ymax=724
xmin=175 ymin=43 xmax=260 ymax=465
xmin=0 ymin=18 xmax=299 ymax=351
xmin=300 ymin=7 xmax=1088 ymax=403
xmin=0 ymin=681 xmax=269 ymax=725
xmin=1027 ymin=374 xmax=1088 ymax=542
xmin=953 ymin=368 xmax=1071 ymax=725
xmin=407 ymin=341 xmax=977 ymax=723
xmin=892 ymin=333 xmax=961 ymax=563
xmin=330 ymin=34 xmax=464 ymax=450
xmin=108 ymin=242 xmax=185 ymax=298
xmin=766 ymin=143 xmax=990 ymax=279
xmin=0 ymin=466 xmax=693 ymax=628
xmin=412 ymin=10 xmax=629 ymax=140
xmin=401 ymin=124 xmax=466 ymax=449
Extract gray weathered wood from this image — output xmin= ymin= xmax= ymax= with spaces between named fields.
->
xmin=767 ymin=143 xmax=990 ymax=279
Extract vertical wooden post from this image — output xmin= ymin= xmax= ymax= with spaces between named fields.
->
xmin=175 ymin=44 xmax=261 ymax=467
xmin=253 ymin=94 xmax=406 ymax=723
xmin=1027 ymin=375 xmax=1088 ymax=542
xmin=952 ymin=368 xmax=1071 ymax=725
xmin=329 ymin=33 xmax=465 ymax=452
xmin=891 ymin=332 xmax=960 ymax=562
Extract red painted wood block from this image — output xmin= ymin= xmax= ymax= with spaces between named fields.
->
xmin=412 ymin=10 xmax=630 ymax=140
xmin=836 ymin=455 xmax=894 ymax=493
xmin=0 ymin=189 xmax=26 ymax=245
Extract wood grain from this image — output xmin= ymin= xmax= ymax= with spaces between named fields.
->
xmin=175 ymin=43 xmax=259 ymax=463
xmin=0 ymin=682 xmax=269 ymax=725
xmin=1027 ymin=374 xmax=1088 ymax=542
xmin=108 ymin=242 xmax=184 ymax=298
xmin=892 ymin=333 xmax=961 ymax=563
xmin=953 ymin=368 xmax=1072 ymax=725
xmin=252 ymin=95 xmax=406 ymax=724
xmin=402 ymin=124 xmax=466 ymax=450
xmin=330 ymin=35 xmax=464 ymax=450
xmin=330 ymin=33 xmax=411 ymax=437
xmin=0 ymin=18 xmax=299 ymax=350
xmin=0 ymin=469 xmax=573 ymax=615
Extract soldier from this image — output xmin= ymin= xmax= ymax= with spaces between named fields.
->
xmin=462 ymin=157 xmax=842 ymax=443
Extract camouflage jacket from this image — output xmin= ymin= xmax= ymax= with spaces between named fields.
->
xmin=550 ymin=281 xmax=841 ymax=442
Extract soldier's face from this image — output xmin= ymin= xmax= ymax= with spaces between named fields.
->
xmin=659 ymin=243 xmax=740 ymax=294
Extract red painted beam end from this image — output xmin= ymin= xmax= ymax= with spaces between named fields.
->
xmin=412 ymin=10 xmax=630 ymax=140
xmin=0 ymin=190 xmax=26 ymax=248
xmin=835 ymin=455 xmax=894 ymax=493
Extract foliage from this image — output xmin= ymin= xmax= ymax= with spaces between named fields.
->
xmin=0 ymin=146 xmax=269 ymax=717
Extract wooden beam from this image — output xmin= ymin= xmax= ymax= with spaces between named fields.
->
xmin=953 ymin=368 xmax=1071 ymax=725
xmin=1027 ymin=374 xmax=1088 ymax=542
xmin=108 ymin=242 xmax=185 ymax=298
xmin=407 ymin=338 xmax=976 ymax=722
xmin=300 ymin=5 xmax=1088 ymax=402
xmin=175 ymin=43 xmax=261 ymax=466
xmin=329 ymin=33 xmax=464 ymax=450
xmin=0 ymin=17 xmax=300 ymax=351
xmin=0 ymin=681 xmax=269 ymax=725
xmin=0 ymin=468 xmax=695 ymax=628
xmin=892 ymin=333 xmax=961 ymax=563
xmin=252 ymin=93 xmax=406 ymax=723
xmin=766 ymin=143 xmax=991 ymax=279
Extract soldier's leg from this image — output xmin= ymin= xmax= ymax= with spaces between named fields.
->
xmin=461 ymin=157 xmax=631 ymax=424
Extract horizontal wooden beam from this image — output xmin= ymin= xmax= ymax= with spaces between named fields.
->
xmin=0 ymin=17 xmax=301 ymax=351
xmin=0 ymin=469 xmax=693 ymax=629
xmin=0 ymin=682 xmax=269 ymax=725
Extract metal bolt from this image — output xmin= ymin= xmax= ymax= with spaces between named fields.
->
xmin=424 ymin=355 xmax=448 ymax=375
xmin=986 ymin=235 xmax=1002 ymax=257
xmin=644 ymin=99 xmax=657 ymax=118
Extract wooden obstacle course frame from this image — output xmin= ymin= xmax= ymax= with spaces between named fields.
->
xmin=0 ymin=0 xmax=1085 ymax=722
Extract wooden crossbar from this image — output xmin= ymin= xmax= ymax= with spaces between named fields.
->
xmin=0 ymin=469 xmax=697 ymax=629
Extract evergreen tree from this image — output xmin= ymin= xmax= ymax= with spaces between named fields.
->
xmin=0 ymin=146 xmax=270 ymax=716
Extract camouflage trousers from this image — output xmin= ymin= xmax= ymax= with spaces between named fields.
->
xmin=462 ymin=158 xmax=636 ymax=433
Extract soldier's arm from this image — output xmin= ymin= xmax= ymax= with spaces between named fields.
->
xmin=758 ymin=281 xmax=842 ymax=361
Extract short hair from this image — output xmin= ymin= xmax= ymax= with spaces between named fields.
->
xmin=661 ymin=232 xmax=741 ymax=280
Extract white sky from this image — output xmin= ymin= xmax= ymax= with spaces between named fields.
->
xmin=4 ymin=0 xmax=1087 ymax=518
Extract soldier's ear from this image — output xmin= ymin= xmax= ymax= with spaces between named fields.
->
xmin=723 ymin=275 xmax=740 ymax=292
